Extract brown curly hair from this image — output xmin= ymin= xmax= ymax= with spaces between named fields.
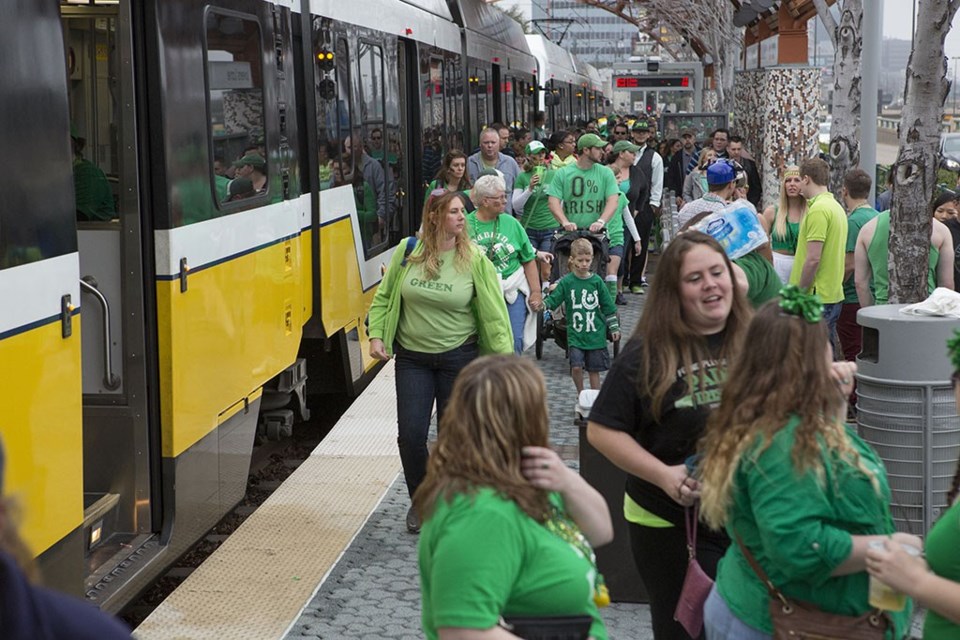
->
xmin=634 ymin=232 xmax=752 ymax=420
xmin=413 ymin=356 xmax=552 ymax=523
xmin=699 ymin=301 xmax=880 ymax=530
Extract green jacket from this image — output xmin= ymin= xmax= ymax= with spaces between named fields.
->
xmin=716 ymin=415 xmax=910 ymax=638
xmin=366 ymin=238 xmax=513 ymax=356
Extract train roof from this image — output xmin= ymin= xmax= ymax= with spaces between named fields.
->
xmin=524 ymin=34 xmax=579 ymax=86
xmin=451 ymin=0 xmax=537 ymax=73
xmin=307 ymin=0 xmax=459 ymax=51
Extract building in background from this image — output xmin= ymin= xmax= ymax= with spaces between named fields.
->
xmin=531 ymin=0 xmax=636 ymax=67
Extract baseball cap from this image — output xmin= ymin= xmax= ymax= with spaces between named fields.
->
xmin=680 ymin=127 xmax=696 ymax=137
xmin=576 ymin=133 xmax=607 ymax=150
xmin=611 ymin=140 xmax=641 ymax=154
xmin=233 ymin=154 xmax=266 ymax=169
xmin=632 ymin=119 xmax=651 ymax=131
xmin=229 ymin=177 xmax=255 ymax=198
xmin=706 ymin=160 xmax=737 ymax=185
xmin=525 ymin=140 xmax=547 ymax=155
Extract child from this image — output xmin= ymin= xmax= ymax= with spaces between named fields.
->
xmin=545 ymin=238 xmax=621 ymax=394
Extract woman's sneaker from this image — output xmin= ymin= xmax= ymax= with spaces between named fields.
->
xmin=615 ymin=292 xmax=627 ymax=305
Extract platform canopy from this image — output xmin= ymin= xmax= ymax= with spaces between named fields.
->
xmin=550 ymin=0 xmax=837 ymax=65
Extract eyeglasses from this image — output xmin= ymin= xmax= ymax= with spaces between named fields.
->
xmin=371 ymin=135 xmax=382 ymax=141
xmin=485 ymin=194 xmax=507 ymax=201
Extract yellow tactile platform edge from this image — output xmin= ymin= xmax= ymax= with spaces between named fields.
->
xmin=135 ymin=362 xmax=401 ymax=640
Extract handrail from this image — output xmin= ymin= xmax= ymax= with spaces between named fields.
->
xmin=79 ymin=277 xmax=121 ymax=391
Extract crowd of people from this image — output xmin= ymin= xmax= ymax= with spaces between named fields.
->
xmin=18 ymin=114 xmax=959 ymax=639
xmin=370 ymin=114 xmax=960 ymax=640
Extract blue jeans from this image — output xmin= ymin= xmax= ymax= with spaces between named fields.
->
xmin=526 ymin=228 xmax=558 ymax=253
xmin=823 ymin=302 xmax=843 ymax=354
xmin=394 ymin=340 xmax=479 ymax=497
xmin=506 ymin=291 xmax=527 ymax=354
xmin=704 ymin=586 xmax=771 ymax=640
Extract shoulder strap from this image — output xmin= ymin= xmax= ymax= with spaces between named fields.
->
xmin=733 ymin=532 xmax=791 ymax=607
xmin=400 ymin=236 xmax=418 ymax=266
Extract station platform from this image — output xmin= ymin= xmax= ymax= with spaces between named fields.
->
xmin=134 ymin=290 xmax=652 ymax=639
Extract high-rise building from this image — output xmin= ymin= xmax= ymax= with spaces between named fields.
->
xmin=531 ymin=0 xmax=636 ymax=67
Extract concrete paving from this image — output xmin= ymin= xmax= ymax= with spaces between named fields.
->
xmin=285 ymin=286 xmax=653 ymax=639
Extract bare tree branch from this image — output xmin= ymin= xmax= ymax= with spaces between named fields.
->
xmin=812 ymin=0 xmax=839 ymax=48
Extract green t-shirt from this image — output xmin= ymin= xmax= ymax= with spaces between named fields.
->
xmin=923 ymin=500 xmax=960 ymax=639
xmin=545 ymin=162 xmax=619 ymax=230
xmin=716 ymin=416 xmax=910 ymax=638
xmin=73 ymin=157 xmax=115 ymax=221
xmin=866 ymin=210 xmax=939 ymax=305
xmin=734 ymin=252 xmax=782 ymax=308
xmin=419 ymin=488 xmax=608 ymax=640
xmin=789 ymin=192 xmax=848 ymax=303
xmin=514 ymin=170 xmax=559 ymax=231
xmin=544 ymin=272 xmax=619 ymax=350
xmin=466 ymin=212 xmax=536 ymax=278
xmin=396 ymin=249 xmax=476 ymax=353
xmin=843 ymin=204 xmax=880 ymax=303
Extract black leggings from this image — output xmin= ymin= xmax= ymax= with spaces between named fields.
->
xmin=628 ymin=521 xmax=729 ymax=640
xmin=627 ymin=207 xmax=654 ymax=286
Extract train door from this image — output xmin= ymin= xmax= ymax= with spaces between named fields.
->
xmin=60 ymin=1 xmax=158 ymax=600
xmin=0 ymin=0 xmax=85 ymax=596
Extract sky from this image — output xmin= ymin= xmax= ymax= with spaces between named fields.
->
xmin=505 ymin=0 xmax=960 ymax=60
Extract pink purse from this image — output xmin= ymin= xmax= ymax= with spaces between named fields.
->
xmin=673 ymin=505 xmax=714 ymax=637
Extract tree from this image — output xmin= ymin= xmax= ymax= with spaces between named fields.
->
xmin=502 ymin=4 xmax=532 ymax=34
xmin=888 ymin=0 xmax=960 ymax=303
xmin=813 ymin=0 xmax=863 ymax=201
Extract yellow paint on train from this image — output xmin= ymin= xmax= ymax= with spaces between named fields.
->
xmin=156 ymin=240 xmax=303 ymax=458
xmin=300 ymin=228 xmax=313 ymax=323
xmin=319 ymin=217 xmax=378 ymax=373
xmin=0 ymin=318 xmax=83 ymax=555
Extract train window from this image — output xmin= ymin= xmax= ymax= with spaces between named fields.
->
xmin=503 ymin=76 xmax=515 ymax=129
xmin=469 ymin=66 xmax=489 ymax=150
xmin=444 ymin=57 xmax=463 ymax=151
xmin=204 ymin=11 xmax=266 ymax=215
xmin=313 ymin=20 xmax=350 ymax=191
xmin=421 ymin=55 xmax=445 ymax=191
xmin=355 ymin=41 xmax=389 ymax=253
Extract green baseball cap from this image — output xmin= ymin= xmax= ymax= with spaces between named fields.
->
xmin=576 ymin=133 xmax=607 ymax=150
xmin=233 ymin=153 xmax=266 ymax=169
xmin=525 ymin=140 xmax=547 ymax=155
xmin=632 ymin=118 xmax=651 ymax=131
xmin=612 ymin=140 xmax=641 ymax=153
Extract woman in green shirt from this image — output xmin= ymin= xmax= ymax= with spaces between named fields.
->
xmin=367 ymin=191 xmax=512 ymax=533
xmin=699 ymin=292 xmax=917 ymax=640
xmin=864 ymin=332 xmax=960 ymax=639
xmin=513 ymin=140 xmax=559 ymax=282
xmin=760 ymin=166 xmax=807 ymax=284
xmin=416 ymin=356 xmax=612 ymax=640
xmin=424 ymin=150 xmax=473 ymax=214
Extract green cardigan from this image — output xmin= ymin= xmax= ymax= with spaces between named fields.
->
xmin=366 ymin=238 xmax=513 ymax=356
xmin=715 ymin=416 xmax=910 ymax=639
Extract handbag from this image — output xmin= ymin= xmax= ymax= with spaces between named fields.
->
xmin=734 ymin=534 xmax=888 ymax=640
xmin=498 ymin=615 xmax=592 ymax=640
xmin=673 ymin=504 xmax=714 ymax=637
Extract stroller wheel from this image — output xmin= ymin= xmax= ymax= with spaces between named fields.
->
xmin=535 ymin=311 xmax=544 ymax=360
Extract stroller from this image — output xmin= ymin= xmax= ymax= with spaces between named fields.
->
xmin=535 ymin=229 xmax=621 ymax=360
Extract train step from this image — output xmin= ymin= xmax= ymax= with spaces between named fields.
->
xmin=82 ymin=492 xmax=120 ymax=554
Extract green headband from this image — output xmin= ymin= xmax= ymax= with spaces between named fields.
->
xmin=947 ymin=330 xmax=960 ymax=371
xmin=778 ymin=285 xmax=823 ymax=324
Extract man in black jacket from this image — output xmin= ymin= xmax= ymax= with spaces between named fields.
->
xmin=727 ymin=135 xmax=762 ymax=208
xmin=665 ymin=127 xmax=698 ymax=205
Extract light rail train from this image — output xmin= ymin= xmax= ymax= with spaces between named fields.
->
xmin=0 ymin=0 xmax=608 ymax=614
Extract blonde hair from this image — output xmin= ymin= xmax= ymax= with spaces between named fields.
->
xmin=408 ymin=191 xmax=472 ymax=280
xmin=773 ymin=165 xmax=806 ymax=241
xmin=697 ymin=148 xmax=716 ymax=170
xmin=567 ymin=237 xmax=594 ymax=271
xmin=413 ymin=356 xmax=552 ymax=523
xmin=699 ymin=302 xmax=880 ymax=530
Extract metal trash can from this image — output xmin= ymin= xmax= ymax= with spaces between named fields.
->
xmin=856 ymin=305 xmax=960 ymax=535
xmin=576 ymin=390 xmax=649 ymax=603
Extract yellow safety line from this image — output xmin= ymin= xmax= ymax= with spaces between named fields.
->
xmin=135 ymin=361 xmax=401 ymax=640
